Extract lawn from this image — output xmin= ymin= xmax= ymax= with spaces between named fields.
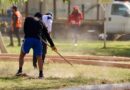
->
xmin=3 ymin=36 xmax=130 ymax=57
xmin=1 ymin=36 xmax=130 ymax=89
xmin=0 ymin=61 xmax=130 ymax=89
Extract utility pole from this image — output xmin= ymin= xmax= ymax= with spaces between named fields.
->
xmin=25 ymin=0 xmax=28 ymax=17
xmin=99 ymin=0 xmax=113 ymax=48
xmin=97 ymin=0 xmax=100 ymax=20
xmin=68 ymin=0 xmax=71 ymax=17
xmin=43 ymin=0 xmax=46 ymax=13
xmin=39 ymin=0 xmax=43 ymax=13
xmin=53 ymin=0 xmax=57 ymax=20
xmin=81 ymin=4 xmax=85 ymax=20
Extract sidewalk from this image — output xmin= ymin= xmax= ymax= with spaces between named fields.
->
xmin=59 ymin=83 xmax=130 ymax=90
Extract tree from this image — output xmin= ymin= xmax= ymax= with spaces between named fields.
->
xmin=0 ymin=0 xmax=19 ymax=11
xmin=63 ymin=0 xmax=70 ymax=3
xmin=9 ymin=0 xmax=19 ymax=4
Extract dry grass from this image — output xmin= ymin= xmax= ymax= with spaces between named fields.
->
xmin=0 ymin=61 xmax=130 ymax=89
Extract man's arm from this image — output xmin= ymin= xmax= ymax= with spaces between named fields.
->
xmin=40 ymin=22 xmax=55 ymax=47
xmin=41 ymin=24 xmax=57 ymax=51
xmin=14 ymin=13 xmax=18 ymax=26
xmin=47 ymin=19 xmax=53 ymax=33
xmin=42 ymin=27 xmax=54 ymax=47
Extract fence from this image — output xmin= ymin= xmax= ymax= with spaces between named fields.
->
xmin=16 ymin=0 xmax=104 ymax=20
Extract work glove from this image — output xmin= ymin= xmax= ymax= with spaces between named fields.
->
xmin=51 ymin=46 xmax=57 ymax=52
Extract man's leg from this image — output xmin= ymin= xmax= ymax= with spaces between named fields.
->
xmin=16 ymin=50 xmax=26 ymax=75
xmin=33 ymin=43 xmax=47 ymax=69
xmin=16 ymin=38 xmax=30 ymax=75
xmin=37 ymin=56 xmax=43 ymax=78
xmin=14 ymin=28 xmax=21 ymax=46
xmin=42 ymin=54 xmax=46 ymax=64
xmin=33 ymin=53 xmax=46 ymax=69
xmin=72 ymin=27 xmax=77 ymax=45
xmin=37 ymin=45 xmax=46 ymax=78
xmin=33 ymin=54 xmax=37 ymax=68
xmin=33 ymin=39 xmax=43 ymax=78
xmin=73 ymin=26 xmax=79 ymax=46
xmin=42 ymin=43 xmax=47 ymax=64
xmin=8 ymin=30 xmax=14 ymax=46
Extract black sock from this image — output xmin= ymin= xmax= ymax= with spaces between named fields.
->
xmin=18 ymin=67 xmax=22 ymax=73
xmin=39 ymin=70 xmax=43 ymax=77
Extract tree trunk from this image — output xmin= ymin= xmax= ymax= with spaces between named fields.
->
xmin=0 ymin=32 xmax=8 ymax=53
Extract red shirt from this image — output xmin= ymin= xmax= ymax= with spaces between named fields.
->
xmin=68 ymin=12 xmax=83 ymax=26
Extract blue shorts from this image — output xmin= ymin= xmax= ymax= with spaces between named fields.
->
xmin=22 ymin=38 xmax=42 ymax=56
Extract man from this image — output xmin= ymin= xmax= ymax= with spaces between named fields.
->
xmin=42 ymin=12 xmax=53 ymax=34
xmin=16 ymin=12 xmax=57 ymax=78
xmin=68 ymin=6 xmax=83 ymax=46
xmin=8 ymin=5 xmax=22 ymax=46
xmin=33 ymin=12 xmax=53 ymax=68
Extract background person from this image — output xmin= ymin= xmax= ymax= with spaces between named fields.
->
xmin=8 ymin=5 xmax=22 ymax=46
xmin=16 ymin=12 xmax=57 ymax=79
xmin=68 ymin=6 xmax=83 ymax=46
xmin=42 ymin=12 xmax=53 ymax=34
xmin=33 ymin=12 xmax=54 ymax=68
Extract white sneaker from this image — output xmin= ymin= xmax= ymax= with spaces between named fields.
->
xmin=74 ymin=43 xmax=78 ymax=46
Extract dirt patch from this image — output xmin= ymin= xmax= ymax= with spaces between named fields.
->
xmin=0 ymin=54 xmax=130 ymax=69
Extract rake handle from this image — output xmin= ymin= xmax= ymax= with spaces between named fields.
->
xmin=40 ymin=37 xmax=73 ymax=67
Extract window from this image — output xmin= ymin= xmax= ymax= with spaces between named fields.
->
xmin=111 ymin=4 xmax=128 ymax=16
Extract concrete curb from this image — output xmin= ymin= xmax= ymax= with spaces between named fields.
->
xmin=59 ymin=83 xmax=130 ymax=90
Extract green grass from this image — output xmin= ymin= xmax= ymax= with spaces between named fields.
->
xmin=2 ymin=37 xmax=130 ymax=89
xmin=3 ymin=36 xmax=130 ymax=57
xmin=0 ymin=61 xmax=130 ymax=89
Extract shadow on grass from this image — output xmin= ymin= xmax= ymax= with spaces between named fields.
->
xmin=101 ymin=47 xmax=130 ymax=57
xmin=0 ymin=76 xmax=20 ymax=81
xmin=0 ymin=76 xmax=128 ymax=90
xmin=83 ymin=47 xmax=130 ymax=57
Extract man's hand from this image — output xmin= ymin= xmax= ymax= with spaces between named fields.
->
xmin=51 ymin=46 xmax=57 ymax=52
